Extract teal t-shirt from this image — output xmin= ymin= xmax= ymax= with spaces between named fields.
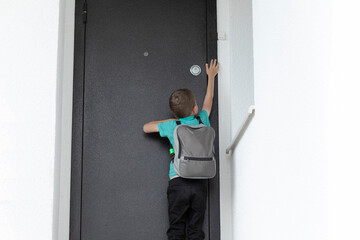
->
xmin=157 ymin=109 xmax=211 ymax=179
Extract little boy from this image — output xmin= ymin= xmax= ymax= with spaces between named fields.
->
xmin=143 ymin=59 xmax=219 ymax=240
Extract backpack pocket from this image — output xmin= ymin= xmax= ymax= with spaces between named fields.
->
xmin=178 ymin=156 xmax=216 ymax=179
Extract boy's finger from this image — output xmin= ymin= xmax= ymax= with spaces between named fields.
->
xmin=206 ymin=63 xmax=208 ymax=71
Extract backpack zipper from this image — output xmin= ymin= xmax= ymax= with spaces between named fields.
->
xmin=184 ymin=156 xmax=213 ymax=161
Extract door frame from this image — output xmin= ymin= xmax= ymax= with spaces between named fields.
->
xmin=69 ymin=0 xmax=219 ymax=239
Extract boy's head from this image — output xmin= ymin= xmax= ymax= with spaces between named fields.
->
xmin=169 ymin=88 xmax=198 ymax=118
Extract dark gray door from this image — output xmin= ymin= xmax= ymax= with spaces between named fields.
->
xmin=70 ymin=0 xmax=219 ymax=239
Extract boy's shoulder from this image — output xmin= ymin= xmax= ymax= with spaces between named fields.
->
xmin=157 ymin=119 xmax=177 ymax=138
xmin=197 ymin=109 xmax=210 ymax=126
xmin=157 ymin=110 xmax=210 ymax=138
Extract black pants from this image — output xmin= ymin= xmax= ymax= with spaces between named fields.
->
xmin=166 ymin=177 xmax=208 ymax=240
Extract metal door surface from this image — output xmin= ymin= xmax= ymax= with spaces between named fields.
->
xmin=70 ymin=0 xmax=219 ymax=239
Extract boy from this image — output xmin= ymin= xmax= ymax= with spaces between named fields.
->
xmin=143 ymin=59 xmax=219 ymax=240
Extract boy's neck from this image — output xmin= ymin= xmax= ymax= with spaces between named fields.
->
xmin=184 ymin=113 xmax=196 ymax=118
xmin=176 ymin=112 xmax=196 ymax=119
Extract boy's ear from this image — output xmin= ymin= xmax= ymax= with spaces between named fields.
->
xmin=193 ymin=104 xmax=198 ymax=114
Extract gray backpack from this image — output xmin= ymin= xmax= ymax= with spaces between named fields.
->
xmin=169 ymin=116 xmax=216 ymax=179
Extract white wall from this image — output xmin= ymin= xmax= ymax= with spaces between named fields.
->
xmin=221 ymin=0 xmax=360 ymax=239
xmin=0 ymin=0 xmax=75 ymax=239
xmin=216 ymin=0 xmax=234 ymax=239
xmin=55 ymin=0 xmax=75 ymax=239
xmin=0 ymin=1 xmax=60 ymax=239
xmin=327 ymin=1 xmax=360 ymax=239
xmin=232 ymin=0 xmax=330 ymax=238
xmin=217 ymin=0 xmax=255 ymax=239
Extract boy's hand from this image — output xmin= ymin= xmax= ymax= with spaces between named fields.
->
xmin=205 ymin=59 xmax=220 ymax=79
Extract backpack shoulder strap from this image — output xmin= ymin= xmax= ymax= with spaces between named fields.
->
xmin=170 ymin=120 xmax=181 ymax=162
xmin=195 ymin=115 xmax=203 ymax=125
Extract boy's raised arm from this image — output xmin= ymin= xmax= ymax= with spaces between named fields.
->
xmin=202 ymin=59 xmax=219 ymax=117
xmin=143 ymin=118 xmax=177 ymax=133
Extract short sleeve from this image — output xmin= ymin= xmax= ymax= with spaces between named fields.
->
xmin=157 ymin=120 xmax=176 ymax=137
xmin=198 ymin=109 xmax=211 ymax=126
